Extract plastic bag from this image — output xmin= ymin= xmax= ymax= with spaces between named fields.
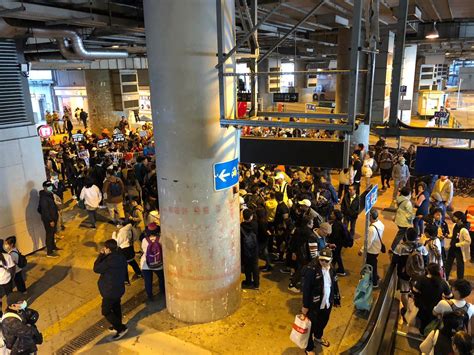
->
xmin=354 ymin=264 xmax=373 ymax=311
xmin=289 ymin=314 xmax=312 ymax=349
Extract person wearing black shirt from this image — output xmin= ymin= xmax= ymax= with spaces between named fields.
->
xmin=351 ymin=153 xmax=362 ymax=195
xmin=412 ymin=263 xmax=451 ymax=332
xmin=327 ymin=210 xmax=347 ymax=276
xmin=273 ymin=192 xmax=289 ymax=261
xmin=341 ymin=185 xmax=360 ymax=238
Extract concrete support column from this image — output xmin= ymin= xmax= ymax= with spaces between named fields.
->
xmin=337 ymin=28 xmax=369 ymax=149
xmin=336 ymin=28 xmax=351 ymax=114
xmin=84 ymin=70 xmax=122 ymax=133
xmin=257 ymin=58 xmax=272 ymax=110
xmin=0 ymin=39 xmax=46 ymax=254
xmin=143 ymin=0 xmax=241 ymax=323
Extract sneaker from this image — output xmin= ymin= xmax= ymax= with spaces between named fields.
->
xmin=261 ymin=266 xmax=273 ymax=272
xmin=46 ymin=253 xmax=59 ymax=258
xmin=107 ymin=326 xmax=115 ymax=333
xmin=280 ymin=267 xmax=291 ymax=274
xmin=288 ymin=286 xmax=300 ymax=293
xmin=111 ymin=326 xmax=128 ymax=341
xmin=337 ymin=272 xmax=347 ymax=276
xmin=373 ymin=283 xmax=379 ymax=289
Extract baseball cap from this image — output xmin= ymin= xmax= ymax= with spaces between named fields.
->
xmin=319 ymin=248 xmax=333 ymax=261
xmin=319 ymin=222 xmax=332 ymax=235
xmin=275 ymin=173 xmax=285 ymax=180
xmin=298 ymin=199 xmax=311 ymax=207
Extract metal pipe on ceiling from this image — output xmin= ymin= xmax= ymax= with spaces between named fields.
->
xmin=0 ymin=18 xmax=129 ymax=59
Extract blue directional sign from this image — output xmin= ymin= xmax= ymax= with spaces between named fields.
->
xmin=365 ymin=184 xmax=378 ymax=214
xmin=213 ymin=158 xmax=239 ymax=191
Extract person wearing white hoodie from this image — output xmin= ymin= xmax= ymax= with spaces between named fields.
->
xmin=112 ymin=223 xmax=142 ymax=284
xmin=80 ymin=178 xmax=102 ymax=229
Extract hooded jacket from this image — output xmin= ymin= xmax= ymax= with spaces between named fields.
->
xmin=395 ymin=195 xmax=414 ymax=228
xmin=37 ymin=190 xmax=59 ymax=223
xmin=93 ymin=251 xmax=127 ymax=299
xmin=240 ymin=221 xmax=258 ymax=260
xmin=1 ymin=308 xmax=42 ymax=355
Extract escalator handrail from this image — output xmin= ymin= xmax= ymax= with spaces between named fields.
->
xmin=341 ymin=262 xmax=397 ymax=354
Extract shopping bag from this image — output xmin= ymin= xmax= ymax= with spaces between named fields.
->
xmin=354 ymin=264 xmax=373 ymax=311
xmin=289 ymin=314 xmax=312 ymax=349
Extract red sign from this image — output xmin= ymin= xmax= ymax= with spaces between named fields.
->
xmin=237 ymin=102 xmax=248 ymax=118
xmin=38 ymin=125 xmax=53 ymax=139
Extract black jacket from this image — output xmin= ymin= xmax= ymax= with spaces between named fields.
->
xmin=327 ymin=220 xmax=346 ymax=247
xmin=93 ymin=251 xmax=128 ymax=299
xmin=2 ymin=308 xmax=42 ymax=355
xmin=37 ymin=190 xmax=59 ymax=223
xmin=240 ymin=221 xmax=258 ymax=260
xmin=341 ymin=194 xmax=360 ymax=219
xmin=302 ymin=259 xmax=341 ymax=311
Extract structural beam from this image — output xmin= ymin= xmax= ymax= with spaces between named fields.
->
xmin=347 ymin=0 xmax=363 ymax=128
xmin=373 ymin=126 xmax=474 ymax=140
xmin=388 ymin=0 xmax=409 ymax=127
xmin=216 ymin=2 xmax=281 ymax=69
xmin=257 ymin=0 xmax=327 ymax=64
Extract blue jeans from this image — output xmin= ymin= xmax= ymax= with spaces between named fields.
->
xmin=413 ymin=216 xmax=425 ymax=236
xmin=142 ymin=269 xmax=165 ymax=299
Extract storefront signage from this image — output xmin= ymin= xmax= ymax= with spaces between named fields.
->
xmin=38 ymin=125 xmax=53 ymax=139
xmin=273 ymin=93 xmax=299 ymax=103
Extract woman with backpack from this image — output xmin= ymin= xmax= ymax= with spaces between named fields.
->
xmin=140 ymin=227 xmax=165 ymax=301
xmin=412 ymin=263 xmax=451 ymax=334
xmin=3 ymin=237 xmax=27 ymax=294
xmin=420 ymin=311 xmax=465 ymax=355
xmin=0 ymin=249 xmax=16 ymax=316
xmin=445 ymin=211 xmax=471 ymax=280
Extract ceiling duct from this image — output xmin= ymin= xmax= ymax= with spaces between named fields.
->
xmin=0 ymin=18 xmax=128 ymax=60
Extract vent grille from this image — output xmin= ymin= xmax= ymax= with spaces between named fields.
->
xmin=0 ymin=40 xmax=31 ymax=127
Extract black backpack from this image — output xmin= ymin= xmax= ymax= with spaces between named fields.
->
xmin=12 ymin=250 xmax=27 ymax=268
xmin=241 ymin=226 xmax=258 ymax=259
xmin=447 ymin=300 xmax=471 ymax=330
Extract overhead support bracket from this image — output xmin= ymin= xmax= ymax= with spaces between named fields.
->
xmin=257 ymin=0 xmax=327 ymax=65
xmin=215 ymin=2 xmax=281 ymax=69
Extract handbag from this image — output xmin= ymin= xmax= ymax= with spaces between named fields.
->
xmin=289 ymin=314 xmax=312 ymax=349
xmin=372 ymin=225 xmax=386 ymax=253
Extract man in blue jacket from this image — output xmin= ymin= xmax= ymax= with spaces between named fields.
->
xmin=301 ymin=248 xmax=341 ymax=352
xmin=94 ymin=239 xmax=129 ymax=340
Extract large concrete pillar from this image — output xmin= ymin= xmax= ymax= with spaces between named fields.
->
xmin=143 ymin=0 xmax=241 ymax=323
xmin=0 ymin=39 xmax=46 ymax=254
xmin=84 ymin=70 xmax=122 ymax=133
xmin=257 ymin=58 xmax=272 ymax=110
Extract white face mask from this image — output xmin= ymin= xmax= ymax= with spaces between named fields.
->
xmin=19 ymin=300 xmax=27 ymax=310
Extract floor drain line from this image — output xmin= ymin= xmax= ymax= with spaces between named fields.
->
xmin=55 ymin=290 xmax=147 ymax=354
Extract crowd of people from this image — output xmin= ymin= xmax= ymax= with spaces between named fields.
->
xmin=2 ymin=112 xmax=472 ymax=353
xmin=237 ymin=140 xmax=474 ymax=354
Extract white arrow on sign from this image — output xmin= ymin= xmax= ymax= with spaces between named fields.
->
xmin=218 ymin=169 xmax=231 ymax=182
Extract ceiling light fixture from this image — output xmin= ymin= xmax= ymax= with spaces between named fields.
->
xmin=425 ymin=22 xmax=439 ymax=39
